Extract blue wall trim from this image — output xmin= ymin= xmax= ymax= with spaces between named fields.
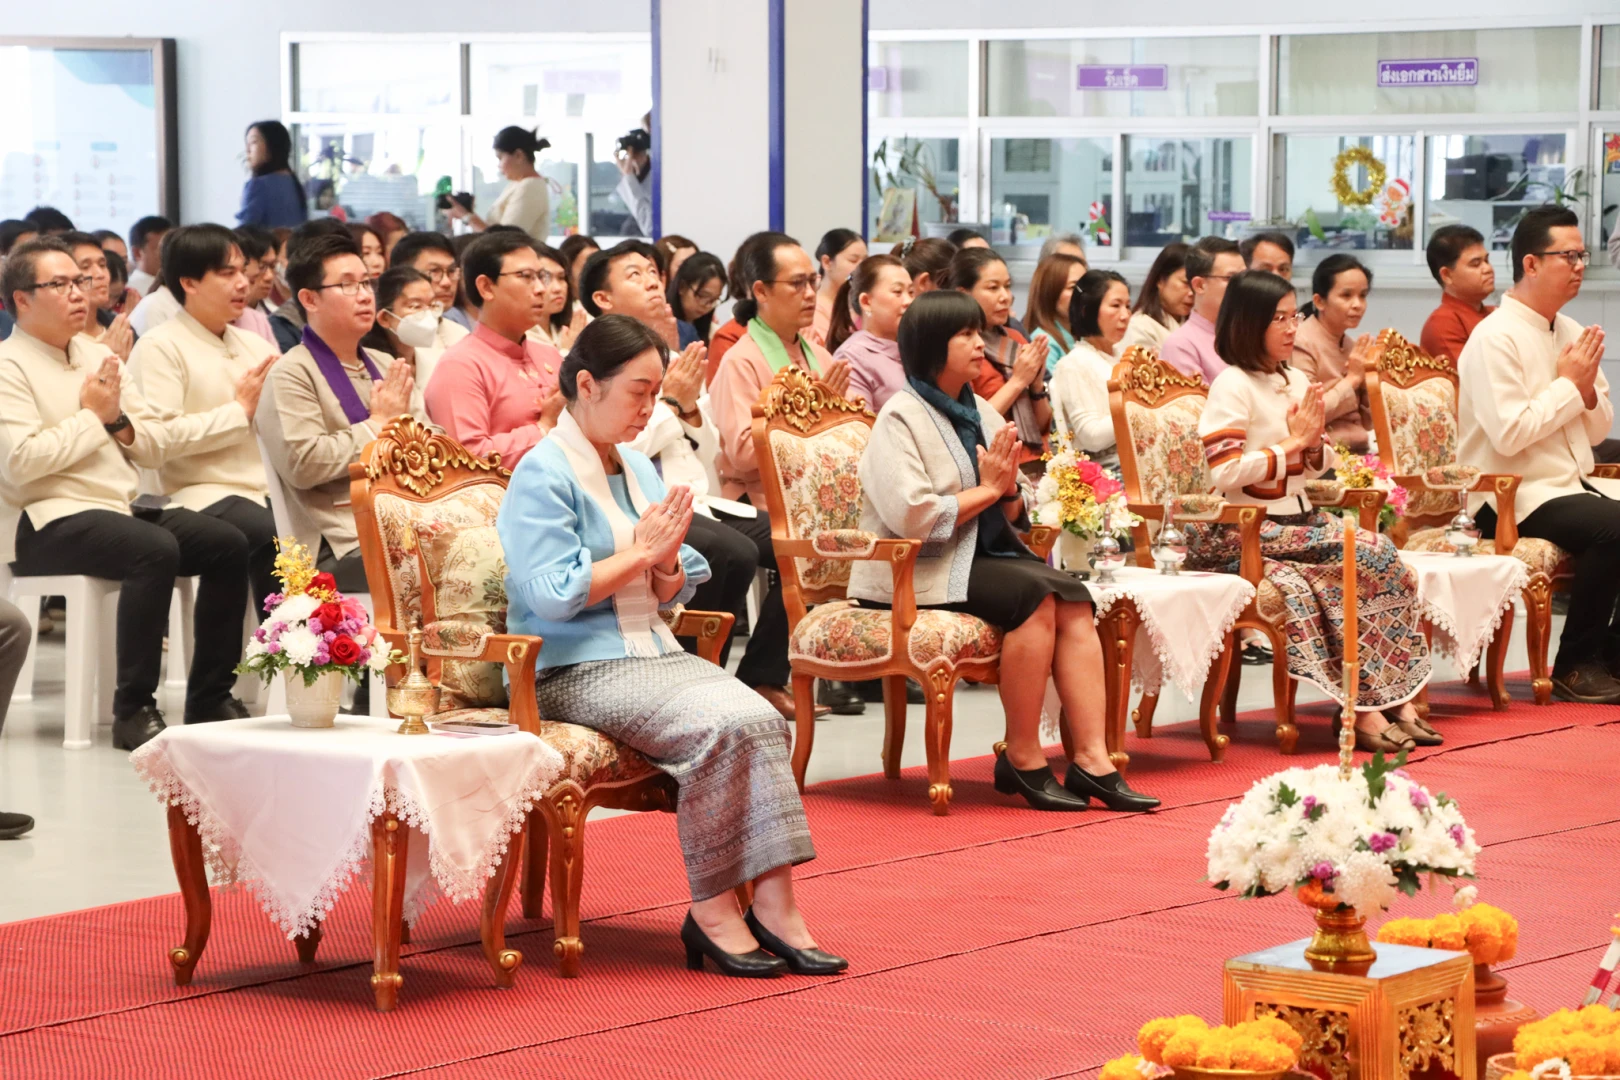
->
xmin=860 ymin=0 xmax=869 ymax=241
xmin=767 ymin=0 xmax=785 ymax=232
xmin=649 ymin=0 xmax=662 ymax=239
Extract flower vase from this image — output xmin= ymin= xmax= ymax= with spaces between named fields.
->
xmin=1055 ymin=530 xmax=1095 ymax=574
xmin=1298 ymin=886 xmax=1376 ymax=974
xmin=1472 ymin=965 xmax=1539 ymax=1076
xmin=285 ymin=670 xmax=343 ymax=728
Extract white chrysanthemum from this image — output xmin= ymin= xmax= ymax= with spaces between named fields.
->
xmin=1453 ymin=885 xmax=1479 ymax=910
xmin=1035 ymin=500 xmax=1063 ymax=528
xmin=1334 ymin=850 xmax=1400 ymax=913
xmin=243 ymin=638 xmax=268 ymax=661
xmin=272 ymin=593 xmax=319 ymax=624
xmin=278 ymin=626 xmax=319 ymax=666
xmin=367 ymin=648 xmax=391 ymax=673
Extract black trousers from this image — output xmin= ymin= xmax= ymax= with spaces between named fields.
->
xmin=681 ymin=511 xmax=759 ymax=668
xmin=13 ymin=507 xmax=248 ymax=718
xmin=200 ymin=495 xmax=278 ymax=619
xmin=719 ymin=503 xmax=791 ymax=688
xmin=317 ymin=541 xmax=370 ymax=594
xmin=1480 ymin=493 xmax=1620 ymax=673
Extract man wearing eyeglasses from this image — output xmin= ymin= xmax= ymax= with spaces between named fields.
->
xmin=0 ymin=238 xmax=254 ymax=750
xmin=422 ymin=231 xmax=563 ymax=469
xmin=267 ymin=218 xmax=359 ymax=353
xmin=257 ymin=231 xmax=424 ymax=596
xmin=1161 ymin=236 xmax=1246 ymax=385
xmin=1458 ymin=204 xmax=1620 ymax=705
xmin=388 ymin=231 xmax=472 ymax=345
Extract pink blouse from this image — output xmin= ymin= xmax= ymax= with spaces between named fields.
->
xmin=422 ymin=323 xmax=562 ymax=468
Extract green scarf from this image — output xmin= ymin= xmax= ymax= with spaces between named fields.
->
xmin=748 ymin=318 xmax=820 ymax=375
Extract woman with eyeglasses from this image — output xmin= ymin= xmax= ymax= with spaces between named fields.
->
xmin=1188 ymin=270 xmax=1433 ymax=753
xmin=668 ymin=251 xmax=725 ymax=346
xmin=525 ymin=243 xmax=586 ymax=355
xmin=1291 ymin=253 xmax=1380 ymax=454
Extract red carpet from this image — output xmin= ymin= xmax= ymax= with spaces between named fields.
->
xmin=2 ymin=675 xmax=1618 ymax=1079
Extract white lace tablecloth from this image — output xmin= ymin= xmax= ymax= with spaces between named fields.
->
xmin=132 ymin=716 xmax=565 ymax=939
xmin=1399 ymin=551 xmax=1529 ymax=671
xmin=1087 ymin=566 xmax=1257 ymax=700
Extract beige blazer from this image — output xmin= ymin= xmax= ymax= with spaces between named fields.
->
xmin=1457 ymin=294 xmax=1620 ymax=520
xmin=848 ymin=387 xmax=1010 ymax=607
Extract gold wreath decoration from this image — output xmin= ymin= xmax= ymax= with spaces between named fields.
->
xmin=1330 ymin=146 xmax=1387 ymax=209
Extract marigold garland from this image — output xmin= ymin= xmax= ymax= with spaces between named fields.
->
xmin=1375 ymin=902 xmax=1518 ymax=966
xmin=1331 ymin=146 xmax=1387 ymax=209
xmin=1513 ymin=1006 xmax=1620 ymax=1072
xmin=1136 ymin=1015 xmax=1300 ymax=1071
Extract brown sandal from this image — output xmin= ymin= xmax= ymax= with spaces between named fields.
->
xmin=1390 ymin=715 xmax=1442 ymax=747
xmin=1354 ymin=724 xmax=1417 ymax=755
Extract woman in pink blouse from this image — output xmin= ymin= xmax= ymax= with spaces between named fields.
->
xmin=828 ymin=254 xmax=913 ymax=414
xmin=1290 ymin=253 xmax=1382 ymax=454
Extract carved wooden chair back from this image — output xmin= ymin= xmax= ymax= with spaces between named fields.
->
xmin=1365 ymin=330 xmax=1473 ymax=525
xmin=1108 ymin=347 xmax=1216 ymax=562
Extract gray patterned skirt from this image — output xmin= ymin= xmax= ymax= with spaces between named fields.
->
xmin=534 ymin=650 xmax=815 ymax=900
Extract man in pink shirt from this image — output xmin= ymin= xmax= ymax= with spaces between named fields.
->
xmin=1159 ymin=236 xmax=1244 ymax=385
xmin=423 ymin=232 xmax=564 ymax=467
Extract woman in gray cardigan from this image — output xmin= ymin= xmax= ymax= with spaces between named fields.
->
xmin=848 ymin=292 xmax=1158 ymax=814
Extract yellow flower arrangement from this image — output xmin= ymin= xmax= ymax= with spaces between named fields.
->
xmin=1514 ymin=1007 xmax=1620 ymax=1072
xmin=1099 ymin=1053 xmax=1150 ymax=1080
xmin=1375 ymin=903 xmax=1519 ymax=966
xmin=1137 ymin=1015 xmax=1299 ymax=1071
xmin=271 ymin=536 xmax=319 ymax=598
xmin=1330 ymin=146 xmax=1387 ymax=209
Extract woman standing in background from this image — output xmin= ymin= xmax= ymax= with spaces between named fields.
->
xmin=237 ymin=121 xmax=307 ymax=229
xmin=448 ymin=127 xmax=553 ymax=241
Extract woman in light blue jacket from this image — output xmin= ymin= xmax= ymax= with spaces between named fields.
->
xmin=497 ymin=314 xmax=844 ymax=980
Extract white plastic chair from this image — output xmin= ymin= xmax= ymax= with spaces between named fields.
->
xmin=258 ymin=438 xmax=385 ymax=715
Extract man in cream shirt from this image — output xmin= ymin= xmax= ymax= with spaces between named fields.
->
xmin=1457 ymin=205 xmax=1620 ymax=704
xmin=0 ymin=238 xmax=254 ymax=749
xmin=126 ymin=224 xmax=280 ymax=613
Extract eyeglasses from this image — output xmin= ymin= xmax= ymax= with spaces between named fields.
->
xmin=767 ymin=276 xmax=817 ymax=294
xmin=21 ymin=275 xmax=92 ymax=296
xmin=499 ymin=269 xmax=559 ymax=288
xmin=317 ymin=279 xmax=376 ymax=296
xmin=1203 ymin=273 xmax=1238 ymax=282
xmin=1271 ymin=311 xmax=1305 ymax=327
xmin=1532 ymin=249 xmax=1590 ymax=268
xmin=423 ymin=266 xmax=461 ymax=284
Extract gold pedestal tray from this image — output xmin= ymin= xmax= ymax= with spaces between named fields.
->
xmin=1224 ymin=939 xmax=1475 ymax=1080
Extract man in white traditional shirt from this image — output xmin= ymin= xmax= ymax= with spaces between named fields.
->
xmin=1457 ymin=204 xmax=1620 ymax=704
xmin=0 ymin=239 xmax=253 ymax=749
xmin=126 ymin=224 xmax=280 ymax=614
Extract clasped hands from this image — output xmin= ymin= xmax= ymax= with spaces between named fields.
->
xmin=632 ymin=484 xmax=694 ymax=574
xmin=1284 ymin=383 xmax=1327 ymax=460
xmin=1556 ymin=325 xmax=1607 ymax=410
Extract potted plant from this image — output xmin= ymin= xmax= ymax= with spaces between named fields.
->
xmin=872 ymin=137 xmax=959 ymax=236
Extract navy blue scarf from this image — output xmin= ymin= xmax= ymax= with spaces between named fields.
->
xmin=907 ymin=377 xmax=1022 ymax=558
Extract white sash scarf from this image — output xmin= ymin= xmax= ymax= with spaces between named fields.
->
xmin=548 ymin=409 xmax=680 ymax=657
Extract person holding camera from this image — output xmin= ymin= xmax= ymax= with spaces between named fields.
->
xmin=446 ymin=126 xmax=552 ymax=242
xmin=615 ymin=114 xmax=655 ymax=238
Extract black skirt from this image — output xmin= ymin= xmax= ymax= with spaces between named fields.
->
xmin=869 ymin=553 xmax=1091 ymax=631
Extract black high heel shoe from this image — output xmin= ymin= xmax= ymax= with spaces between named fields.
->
xmin=681 ymin=912 xmax=787 ymax=978
xmin=743 ymin=909 xmax=848 ymax=975
xmin=993 ymin=752 xmax=1089 ymax=811
xmin=1063 ymin=764 xmax=1161 ymax=812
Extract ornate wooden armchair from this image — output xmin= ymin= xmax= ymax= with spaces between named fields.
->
xmin=1108 ymin=348 xmax=1382 ymax=754
xmin=350 ymin=418 xmax=732 ymax=976
xmin=1366 ymin=330 xmax=1553 ymax=705
xmin=750 ymin=369 xmax=1055 ymax=815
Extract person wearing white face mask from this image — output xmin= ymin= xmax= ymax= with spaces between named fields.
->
xmin=361 ymin=267 xmax=450 ymax=391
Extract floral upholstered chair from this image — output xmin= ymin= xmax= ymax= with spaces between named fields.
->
xmin=752 ymin=368 xmax=1054 ymax=815
xmin=1108 ymin=348 xmax=1382 ymax=755
xmin=350 ymin=418 xmax=732 ymax=975
xmin=1365 ymin=329 xmax=1550 ymax=706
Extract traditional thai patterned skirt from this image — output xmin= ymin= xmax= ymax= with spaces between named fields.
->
xmin=534 ymin=651 xmax=815 ymax=900
xmin=1183 ymin=511 xmax=1431 ymax=710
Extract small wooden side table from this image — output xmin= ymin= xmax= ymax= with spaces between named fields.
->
xmin=1223 ymin=939 xmax=1476 ymax=1080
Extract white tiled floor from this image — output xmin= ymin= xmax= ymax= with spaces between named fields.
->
xmin=0 ymin=607 xmax=1542 ymax=923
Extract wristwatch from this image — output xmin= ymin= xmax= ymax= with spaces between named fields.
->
xmin=103 ymin=413 xmax=132 ymax=435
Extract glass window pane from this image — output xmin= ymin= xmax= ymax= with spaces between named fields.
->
xmin=1278 ymin=135 xmax=1417 ymax=256
xmin=870 ymin=136 xmax=961 ymax=241
xmin=986 ymin=37 xmax=1259 ymax=118
xmin=1598 ymin=131 xmax=1620 ymax=268
xmin=1277 ymin=28 xmax=1581 ymax=115
xmin=468 ymin=41 xmax=651 ymax=131
xmin=1601 ymin=27 xmax=1620 ymax=110
xmin=1122 ymin=137 xmax=1252 ymax=249
xmin=295 ymin=121 xmax=462 ymax=231
xmin=1426 ymin=134 xmax=1569 ymax=251
xmin=987 ymin=137 xmax=1114 ymax=255
xmin=0 ymin=44 xmax=166 ymax=231
xmin=867 ymin=41 xmax=968 ymax=119
xmin=294 ymin=42 xmax=460 ymax=114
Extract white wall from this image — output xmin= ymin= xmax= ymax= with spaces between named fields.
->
xmin=657 ymin=0 xmax=770 ymax=261
xmin=4 ymin=1 xmax=649 ymax=227
xmin=870 ymin=0 xmax=1612 ymax=29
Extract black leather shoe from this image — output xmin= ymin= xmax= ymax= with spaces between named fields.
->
xmin=1553 ymin=663 xmax=1620 ymax=705
xmin=681 ymin=912 xmax=787 ymax=978
xmin=1064 ymin=764 xmax=1161 ymax=812
xmin=184 ymin=696 xmax=252 ymax=724
xmin=112 ymin=706 xmax=167 ymax=751
xmin=854 ymin=679 xmax=926 ymax=705
xmin=816 ymin=680 xmax=867 ymax=716
xmin=0 ymin=812 xmax=35 ymax=840
xmin=743 ymin=909 xmax=848 ymax=975
xmin=993 ymin=752 xmax=1088 ymax=811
